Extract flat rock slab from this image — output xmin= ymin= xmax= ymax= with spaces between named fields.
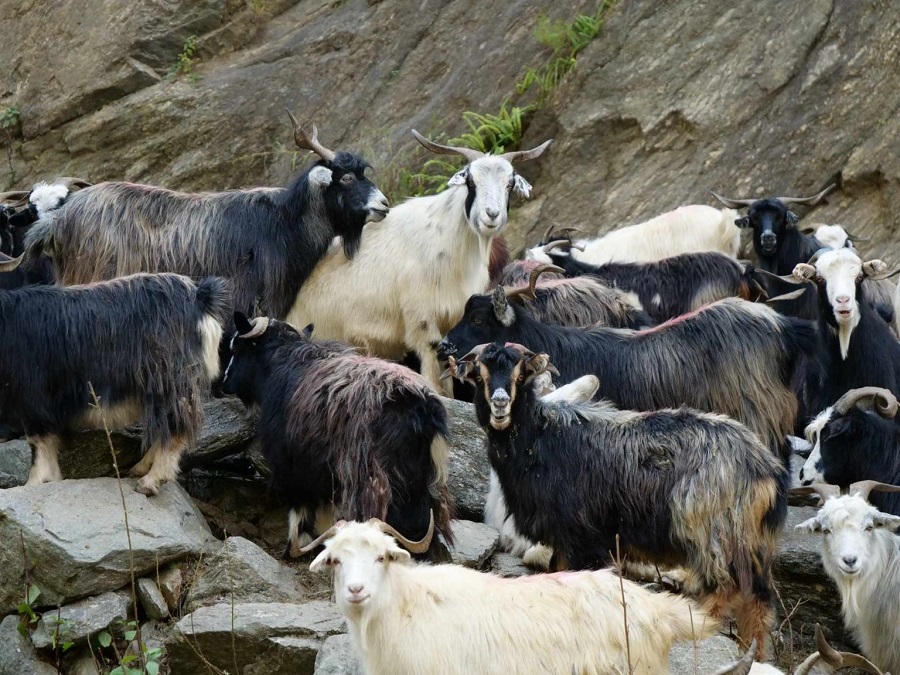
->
xmin=32 ymin=590 xmax=132 ymax=649
xmin=0 ymin=615 xmax=56 ymax=675
xmin=669 ymin=634 xmax=743 ymax=673
xmin=448 ymin=520 xmax=499 ymax=569
xmin=490 ymin=552 xmax=533 ymax=578
xmin=314 ymin=634 xmax=363 ymax=675
xmin=0 ymin=479 xmax=215 ymax=614
xmin=168 ymin=601 xmax=345 ymax=675
xmin=185 ymin=536 xmax=307 ymax=612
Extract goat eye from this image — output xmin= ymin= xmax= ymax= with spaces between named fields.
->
xmin=822 ymin=528 xmax=831 ymax=535
xmin=376 ymin=555 xmax=385 ymax=563
xmin=866 ymin=524 xmax=874 ymax=532
xmin=473 ymin=319 xmax=482 ymax=325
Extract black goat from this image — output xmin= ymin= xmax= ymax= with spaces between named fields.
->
xmin=439 ymin=293 xmax=818 ymax=462
xmin=448 ymin=342 xmax=788 ymax=657
xmin=221 ymin=314 xmax=452 ymax=559
xmin=0 ymin=257 xmax=231 ymax=494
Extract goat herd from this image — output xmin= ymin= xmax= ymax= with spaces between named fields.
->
xmin=1 ymin=112 xmax=899 ymax=674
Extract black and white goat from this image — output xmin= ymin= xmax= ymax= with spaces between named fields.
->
xmin=800 ymin=388 xmax=900 ymax=516
xmin=220 ymin=314 xmax=452 ymax=559
xmin=25 ymin=114 xmax=387 ymax=321
xmin=0 ymin=256 xmax=230 ymax=494
xmin=529 ymin=246 xmax=759 ymax=323
xmin=286 ymin=130 xmax=552 ymax=392
xmin=440 ymin=293 xmax=816 ymax=461
xmin=447 ymin=343 xmax=788 ymax=657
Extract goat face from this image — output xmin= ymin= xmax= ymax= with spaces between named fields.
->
xmin=437 ymin=288 xmax=517 ymax=361
xmin=448 ymin=342 xmax=553 ymax=430
xmin=735 ymin=199 xmax=798 ymax=257
xmin=798 ymin=495 xmax=900 ymax=578
xmin=449 ymin=156 xmax=531 ymax=237
xmin=320 ymin=152 xmax=390 ymax=258
xmin=310 ymin=522 xmax=410 ymax=614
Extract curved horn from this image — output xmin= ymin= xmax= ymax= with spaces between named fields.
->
xmin=778 ymin=184 xmax=836 ymax=206
xmin=710 ymin=191 xmax=757 ymax=209
xmin=285 ymin=108 xmax=336 ymax=162
xmin=539 ymin=239 xmax=575 ymax=255
xmin=0 ymin=190 xmax=30 ymax=205
xmin=55 ymin=177 xmax=92 ymax=191
xmin=805 ymin=247 xmax=833 ymax=268
xmin=789 ymin=483 xmax=841 ymax=503
xmin=713 ymin=638 xmax=757 ymax=675
xmin=833 ymin=387 xmax=898 ymax=418
xmin=795 ymin=624 xmax=886 ymax=674
xmin=410 ymin=129 xmax=485 ymax=164
xmin=0 ymin=254 xmax=23 ymax=273
xmin=848 ymin=480 xmax=900 ymax=504
xmin=373 ymin=510 xmax=435 ymax=554
xmin=498 ymin=138 xmax=554 ymax=164
xmin=238 ymin=317 xmax=270 ymax=339
xmin=296 ymin=521 xmax=347 ymax=556
xmin=507 ymin=264 xmax=566 ymax=301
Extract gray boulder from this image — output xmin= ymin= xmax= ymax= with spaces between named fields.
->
xmin=31 ymin=590 xmax=132 ymax=650
xmin=167 ymin=601 xmax=345 ymax=675
xmin=0 ymin=615 xmax=56 ymax=675
xmin=156 ymin=566 xmax=183 ymax=615
xmin=448 ymin=519 xmax=499 ymax=569
xmin=136 ymin=578 xmax=169 ymax=620
xmin=490 ymin=552 xmax=533 ymax=578
xmin=443 ymin=398 xmax=490 ymax=521
xmin=0 ymin=479 xmax=215 ymax=614
xmin=0 ymin=440 xmax=30 ymax=489
xmin=184 ymin=536 xmax=308 ymax=612
xmin=314 ymin=634 xmax=363 ymax=675
xmin=669 ymin=634 xmax=744 ymax=673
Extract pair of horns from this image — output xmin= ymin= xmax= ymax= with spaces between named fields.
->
xmin=711 ymin=184 xmax=836 ymax=209
xmin=718 ymin=626 xmax=885 ymax=674
xmin=296 ymin=510 xmax=435 ymax=556
xmin=238 ymin=317 xmax=269 ymax=339
xmin=790 ymin=480 xmax=900 ymax=504
xmin=833 ymin=387 xmax=898 ymax=418
xmin=285 ymin=108 xmax=336 ymax=162
xmin=411 ymin=130 xmax=553 ymax=165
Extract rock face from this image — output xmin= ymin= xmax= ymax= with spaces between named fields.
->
xmin=447 ymin=520 xmax=499 ymax=569
xmin=314 ymin=634 xmax=363 ymax=675
xmin=443 ymin=397 xmax=491 ymax=521
xmin=0 ymin=615 xmax=56 ymax=675
xmin=31 ymin=590 xmax=132 ymax=650
xmin=0 ymin=479 xmax=215 ymax=614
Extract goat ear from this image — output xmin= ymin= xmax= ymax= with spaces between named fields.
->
xmin=513 ymin=174 xmax=532 ymax=198
xmin=448 ymin=357 xmax=476 ymax=383
xmin=825 ymin=417 xmax=853 ymax=440
xmin=447 ymin=170 xmax=467 ymax=187
xmin=234 ymin=312 xmax=253 ymax=335
xmin=796 ymin=516 xmax=823 ymax=533
xmin=309 ymin=550 xmax=331 ymax=573
xmin=386 ymin=545 xmax=411 ymax=563
xmin=793 ymin=263 xmax=817 ymax=281
xmin=734 ymin=216 xmax=751 ymax=228
xmin=301 ymin=323 xmax=315 ymax=339
xmin=492 ymin=286 xmax=514 ymax=325
xmin=525 ymin=353 xmax=556 ymax=379
xmin=786 ymin=210 xmax=799 ymax=225
xmin=308 ymin=165 xmax=334 ymax=188
xmin=874 ymin=513 xmax=900 ymax=532
xmin=862 ymin=259 xmax=891 ymax=280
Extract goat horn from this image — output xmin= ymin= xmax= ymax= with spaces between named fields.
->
xmin=498 ymin=138 xmax=554 ymax=163
xmin=777 ymin=184 xmax=836 ymax=206
xmin=372 ymin=510 xmax=435 ymax=554
xmin=55 ymin=177 xmax=92 ymax=190
xmin=410 ymin=129 xmax=485 ymax=164
xmin=805 ymin=247 xmax=833 ymax=267
xmin=0 ymin=254 xmax=23 ymax=273
xmin=507 ymin=264 xmax=566 ymax=301
xmin=285 ymin=108 xmax=336 ymax=162
xmin=710 ymin=191 xmax=757 ymax=209
xmin=0 ymin=190 xmax=30 ymax=206
xmin=539 ymin=239 xmax=574 ymax=255
xmin=833 ymin=387 xmax=898 ymax=418
xmin=713 ymin=638 xmax=757 ymax=675
xmin=296 ymin=520 xmax=347 ymax=556
xmin=765 ymin=288 xmax=808 ymax=304
xmin=238 ymin=317 xmax=270 ymax=339
xmin=794 ymin=624 xmax=886 ymax=674
xmin=789 ymin=483 xmax=841 ymax=503
xmin=848 ymin=480 xmax=900 ymax=503
xmin=459 ymin=343 xmax=490 ymax=363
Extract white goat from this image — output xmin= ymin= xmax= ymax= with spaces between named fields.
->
xmin=287 ymin=132 xmax=551 ymax=392
xmin=528 ymin=204 xmax=741 ymax=266
xmin=305 ymin=519 xmax=718 ymax=675
xmin=795 ymin=482 xmax=900 ymax=674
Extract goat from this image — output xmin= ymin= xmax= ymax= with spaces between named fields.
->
xmin=447 ymin=342 xmax=788 ymax=656
xmin=527 ymin=204 xmax=742 ymax=265
xmin=2 ymin=178 xmax=92 ymax=255
xmin=794 ymin=481 xmax=900 ymax=674
xmin=0 ymin=256 xmax=230 ymax=494
xmin=799 ymin=388 xmax=900 ymax=516
xmin=711 ymin=186 xmax=834 ymax=276
xmin=717 ymin=627 xmax=886 ymax=674
xmin=440 ymin=292 xmax=817 ymax=462
xmin=25 ymin=113 xmax=388 ymax=322
xmin=301 ymin=517 xmax=719 ymax=675
xmin=220 ymin=314 xmax=452 ymax=559
xmin=529 ymin=245 xmax=759 ymax=324
xmin=286 ymin=130 xmax=552 ymax=392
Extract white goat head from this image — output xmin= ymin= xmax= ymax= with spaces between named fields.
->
xmin=799 ymin=406 xmax=833 ymax=486
xmin=793 ymin=248 xmax=895 ymax=359
xmin=302 ymin=514 xmax=435 ymax=614
xmin=412 ymin=130 xmax=552 ymax=237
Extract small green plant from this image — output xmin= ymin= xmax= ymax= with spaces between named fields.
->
xmin=46 ymin=614 xmax=76 ymax=653
xmin=168 ymin=35 xmax=200 ymax=82
xmin=17 ymin=583 xmax=41 ymax=636
xmin=95 ymin=619 xmax=163 ymax=675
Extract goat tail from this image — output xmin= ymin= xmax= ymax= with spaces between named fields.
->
xmin=196 ymin=276 xmax=233 ymax=327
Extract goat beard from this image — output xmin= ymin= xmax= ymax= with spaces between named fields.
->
xmin=834 ymin=308 xmax=860 ymax=360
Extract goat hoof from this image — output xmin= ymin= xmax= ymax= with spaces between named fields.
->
xmin=135 ymin=478 xmax=160 ymax=496
xmin=660 ymin=574 xmax=684 ymax=592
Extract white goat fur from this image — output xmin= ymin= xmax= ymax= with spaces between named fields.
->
xmin=529 ymin=205 xmax=741 ymax=265
xmin=813 ymin=224 xmax=850 ymax=251
xmin=797 ymin=494 xmax=900 ymax=673
xmin=288 ymin=156 xmax=531 ymax=392
xmin=798 ymin=408 xmax=833 ymax=486
xmin=29 ymin=182 xmax=70 ymax=218
xmin=312 ymin=521 xmax=718 ymax=675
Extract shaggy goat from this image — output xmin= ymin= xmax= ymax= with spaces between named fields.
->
xmin=440 ymin=294 xmax=816 ymax=461
xmin=0 ymin=257 xmax=230 ymax=494
xmin=795 ymin=482 xmax=900 ymax=674
xmin=531 ymin=247 xmax=759 ymax=324
xmin=302 ymin=518 xmax=718 ymax=675
xmin=527 ymin=204 xmax=742 ymax=265
xmin=286 ymin=130 xmax=552 ymax=392
xmin=220 ymin=314 xmax=452 ymax=558
xmin=25 ymin=114 xmax=388 ymax=321
xmin=799 ymin=388 xmax=900 ymax=516
xmin=447 ymin=343 xmax=788 ymax=656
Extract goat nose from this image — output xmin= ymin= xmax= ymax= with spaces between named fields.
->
xmin=761 ymin=233 xmax=775 ymax=242
xmin=380 ymin=196 xmax=390 ymax=208
xmin=836 ymin=295 xmax=851 ymax=304
xmin=842 ymin=555 xmax=858 ymax=567
xmin=348 ymin=583 xmax=364 ymax=594
xmin=486 ymin=208 xmax=500 ymax=220
xmin=491 ymin=389 xmax=510 ymax=405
